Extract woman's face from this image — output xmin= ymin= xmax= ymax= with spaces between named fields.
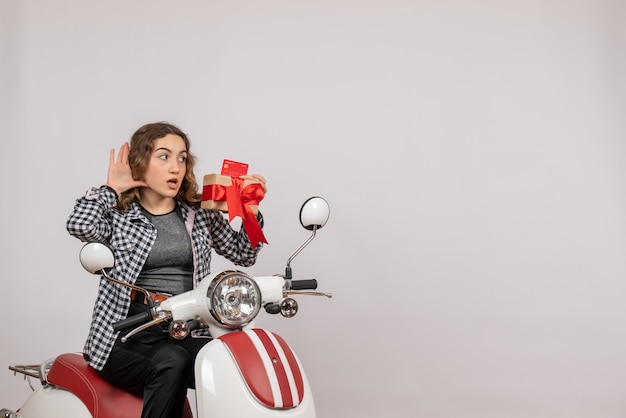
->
xmin=142 ymin=134 xmax=188 ymax=199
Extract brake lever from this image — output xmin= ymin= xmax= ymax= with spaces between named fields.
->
xmin=121 ymin=311 xmax=171 ymax=343
xmin=286 ymin=291 xmax=333 ymax=298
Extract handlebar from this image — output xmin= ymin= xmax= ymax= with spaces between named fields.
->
xmin=112 ymin=278 xmax=323 ymax=334
xmin=290 ymin=279 xmax=318 ymax=290
xmin=113 ymin=311 xmax=153 ymax=332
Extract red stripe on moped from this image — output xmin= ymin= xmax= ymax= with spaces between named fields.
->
xmin=219 ymin=329 xmax=304 ymax=409
xmin=270 ymin=331 xmax=305 ymax=404
xmin=219 ymin=331 xmax=274 ymax=407
xmin=252 ymin=329 xmax=295 ymax=407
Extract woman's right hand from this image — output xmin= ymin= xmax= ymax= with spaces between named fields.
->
xmin=106 ymin=142 xmax=148 ymax=195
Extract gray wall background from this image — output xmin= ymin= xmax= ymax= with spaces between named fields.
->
xmin=1 ymin=1 xmax=625 ymax=417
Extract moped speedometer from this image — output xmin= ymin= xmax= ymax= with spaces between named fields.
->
xmin=208 ymin=270 xmax=261 ymax=328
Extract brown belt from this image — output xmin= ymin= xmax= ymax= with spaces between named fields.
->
xmin=130 ymin=289 xmax=169 ymax=305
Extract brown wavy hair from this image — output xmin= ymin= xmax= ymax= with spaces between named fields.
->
xmin=116 ymin=122 xmax=202 ymax=212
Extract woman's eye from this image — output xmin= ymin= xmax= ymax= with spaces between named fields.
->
xmin=158 ymin=154 xmax=168 ymax=160
xmin=178 ymin=156 xmax=187 ymax=163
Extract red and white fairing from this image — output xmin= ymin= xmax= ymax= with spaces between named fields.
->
xmin=195 ymin=328 xmax=316 ymax=417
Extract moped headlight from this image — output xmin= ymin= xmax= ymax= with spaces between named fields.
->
xmin=208 ymin=270 xmax=261 ymax=328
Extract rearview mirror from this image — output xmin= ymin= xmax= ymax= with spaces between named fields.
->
xmin=79 ymin=242 xmax=114 ymax=274
xmin=299 ymin=197 xmax=330 ymax=231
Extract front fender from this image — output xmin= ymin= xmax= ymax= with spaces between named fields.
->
xmin=195 ymin=329 xmax=316 ymax=418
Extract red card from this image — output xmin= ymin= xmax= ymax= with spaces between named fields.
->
xmin=221 ymin=159 xmax=249 ymax=177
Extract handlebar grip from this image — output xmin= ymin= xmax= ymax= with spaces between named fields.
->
xmin=290 ymin=279 xmax=318 ymax=290
xmin=113 ymin=311 xmax=153 ymax=332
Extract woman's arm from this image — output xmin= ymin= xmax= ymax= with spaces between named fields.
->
xmin=66 ymin=186 xmax=117 ymax=242
xmin=203 ymin=209 xmax=264 ymax=267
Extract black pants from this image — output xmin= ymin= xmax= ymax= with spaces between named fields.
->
xmin=96 ymin=301 xmax=211 ymax=418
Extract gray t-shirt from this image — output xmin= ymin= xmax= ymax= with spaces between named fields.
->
xmin=135 ymin=205 xmax=193 ymax=295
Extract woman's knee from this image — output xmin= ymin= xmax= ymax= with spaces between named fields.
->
xmin=153 ymin=344 xmax=193 ymax=372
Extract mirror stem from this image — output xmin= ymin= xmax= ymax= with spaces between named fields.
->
xmin=100 ymin=270 xmax=156 ymax=309
xmin=285 ymin=225 xmax=318 ymax=280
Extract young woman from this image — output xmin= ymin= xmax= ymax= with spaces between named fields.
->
xmin=66 ymin=122 xmax=266 ymax=418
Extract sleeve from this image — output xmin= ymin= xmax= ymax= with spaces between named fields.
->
xmin=66 ymin=186 xmax=118 ymax=243
xmin=203 ymin=209 xmax=264 ymax=267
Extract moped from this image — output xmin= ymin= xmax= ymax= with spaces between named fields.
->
xmin=1 ymin=197 xmax=331 ymax=418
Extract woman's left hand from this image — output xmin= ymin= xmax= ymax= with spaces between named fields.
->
xmin=241 ymin=174 xmax=267 ymax=192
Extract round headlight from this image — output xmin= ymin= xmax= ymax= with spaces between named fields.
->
xmin=208 ymin=270 xmax=261 ymax=328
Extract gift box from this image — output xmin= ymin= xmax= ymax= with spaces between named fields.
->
xmin=201 ymin=173 xmax=268 ymax=248
xmin=201 ymin=174 xmax=262 ymax=215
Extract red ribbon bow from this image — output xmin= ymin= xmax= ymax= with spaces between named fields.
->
xmin=202 ymin=178 xmax=268 ymax=248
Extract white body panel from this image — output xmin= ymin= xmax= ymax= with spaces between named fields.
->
xmin=17 ymin=386 xmax=90 ymax=418
xmin=195 ymin=337 xmax=316 ymax=418
xmin=255 ymin=276 xmax=286 ymax=303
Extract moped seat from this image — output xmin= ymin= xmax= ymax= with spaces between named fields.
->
xmin=46 ymin=353 xmax=193 ymax=418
